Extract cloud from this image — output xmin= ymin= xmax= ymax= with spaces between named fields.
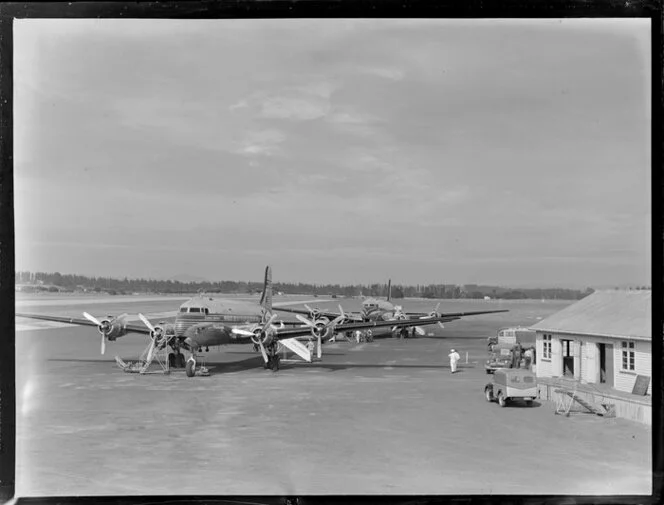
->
xmin=260 ymin=94 xmax=330 ymax=121
xmin=325 ymin=107 xmax=382 ymax=138
xmin=362 ymin=66 xmax=405 ymax=81
xmin=234 ymin=129 xmax=286 ymax=157
xmin=231 ymin=81 xmax=334 ymax=121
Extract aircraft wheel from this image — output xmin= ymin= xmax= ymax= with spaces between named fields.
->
xmin=185 ymin=359 xmax=196 ymax=377
xmin=497 ymin=392 xmax=507 ymax=407
xmin=485 ymin=387 xmax=493 ymax=402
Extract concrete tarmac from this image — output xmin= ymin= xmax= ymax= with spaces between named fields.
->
xmin=15 ymin=297 xmax=651 ymax=496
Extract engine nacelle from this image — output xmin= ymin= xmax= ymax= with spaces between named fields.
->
xmin=251 ymin=328 xmax=274 ymax=346
xmin=97 ymin=317 xmax=128 ymax=341
xmin=308 ymin=321 xmax=332 ymax=339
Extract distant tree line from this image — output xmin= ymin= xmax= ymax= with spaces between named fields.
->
xmin=12 ymin=270 xmax=612 ymax=300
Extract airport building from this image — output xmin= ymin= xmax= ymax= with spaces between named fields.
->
xmin=531 ymin=290 xmax=652 ymax=424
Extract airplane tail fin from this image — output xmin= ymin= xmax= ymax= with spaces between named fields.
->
xmin=259 ymin=265 xmax=273 ymax=314
xmin=387 ymin=279 xmax=392 ymax=302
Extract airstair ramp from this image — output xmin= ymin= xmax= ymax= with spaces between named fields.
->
xmin=554 ymin=388 xmax=615 ymax=418
xmin=278 ymin=338 xmax=312 ymax=362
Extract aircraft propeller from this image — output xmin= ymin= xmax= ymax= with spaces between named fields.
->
xmin=304 ymin=304 xmax=322 ymax=320
xmin=295 ymin=305 xmax=345 ymax=359
xmin=83 ymin=311 xmax=128 ymax=355
xmin=137 ymin=313 xmax=172 ymax=363
xmin=232 ymin=314 xmax=279 ymax=364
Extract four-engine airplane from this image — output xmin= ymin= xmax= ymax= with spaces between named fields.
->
xmin=274 ymin=279 xmax=508 ymax=338
xmin=16 ymin=266 xmax=489 ymax=377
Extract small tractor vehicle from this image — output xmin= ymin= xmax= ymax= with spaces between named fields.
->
xmin=484 ymin=368 xmax=537 ymax=407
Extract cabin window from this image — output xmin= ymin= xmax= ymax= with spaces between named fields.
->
xmin=179 ymin=308 xmax=187 ymax=313
xmin=621 ymin=341 xmax=635 ymax=371
xmin=203 ymin=308 xmax=209 ymax=315
xmin=523 ymin=376 xmax=534 ymax=383
xmin=542 ymin=334 xmax=552 ymax=359
xmin=510 ymin=376 xmax=520 ymax=383
xmin=189 ymin=307 xmax=201 ymax=313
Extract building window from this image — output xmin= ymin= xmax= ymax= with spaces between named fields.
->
xmin=543 ymin=334 xmax=552 ymax=359
xmin=621 ymin=341 xmax=635 ymax=371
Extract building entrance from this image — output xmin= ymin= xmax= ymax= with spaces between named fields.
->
xmin=562 ymin=339 xmax=574 ymax=377
xmin=598 ymin=343 xmax=613 ymax=387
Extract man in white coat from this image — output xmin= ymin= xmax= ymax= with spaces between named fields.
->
xmin=448 ymin=349 xmax=461 ymax=374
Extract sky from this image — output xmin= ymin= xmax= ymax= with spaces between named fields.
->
xmin=13 ymin=18 xmax=651 ymax=288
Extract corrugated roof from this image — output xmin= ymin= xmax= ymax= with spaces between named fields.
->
xmin=530 ymin=290 xmax=651 ymax=340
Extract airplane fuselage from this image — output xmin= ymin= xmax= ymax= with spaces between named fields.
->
xmin=362 ymin=298 xmax=401 ymax=321
xmin=171 ymin=296 xmax=266 ymax=347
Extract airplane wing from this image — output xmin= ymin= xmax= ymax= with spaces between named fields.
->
xmin=272 ymin=299 xmax=331 ymax=307
xmin=15 ymin=313 xmax=152 ymax=335
xmin=407 ymin=309 xmax=510 ymax=319
xmin=270 ymin=309 xmax=508 ymax=340
xmin=273 ymin=306 xmax=364 ymax=322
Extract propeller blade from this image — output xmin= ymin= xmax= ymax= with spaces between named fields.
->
xmin=317 ymin=335 xmax=322 ymax=359
xmin=296 ymin=315 xmax=316 ymax=327
xmin=435 ymin=302 xmax=441 ymax=312
xmin=438 ymin=322 xmax=445 ymax=329
xmin=101 ymin=334 xmax=106 ymax=355
xmin=415 ymin=326 xmax=426 ymax=336
xmin=262 ymin=313 xmax=278 ymax=330
xmin=258 ymin=340 xmax=268 ymax=363
xmin=83 ymin=312 xmax=102 ymax=326
xmin=138 ymin=313 xmax=155 ymax=332
xmin=146 ymin=339 xmax=156 ymax=362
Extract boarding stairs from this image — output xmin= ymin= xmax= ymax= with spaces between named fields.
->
xmin=277 ymin=337 xmax=314 ymax=363
xmin=554 ymin=380 xmax=615 ymax=418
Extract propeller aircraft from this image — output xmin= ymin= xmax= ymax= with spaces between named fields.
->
xmin=274 ymin=279 xmax=508 ymax=338
xmin=16 ymin=266 xmax=479 ymax=377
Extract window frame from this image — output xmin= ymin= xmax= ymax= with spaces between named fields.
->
xmin=621 ymin=340 xmax=635 ymax=371
xmin=542 ymin=334 xmax=552 ymax=359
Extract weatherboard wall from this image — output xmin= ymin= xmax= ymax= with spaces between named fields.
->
xmin=535 ymin=332 xmax=652 ymax=396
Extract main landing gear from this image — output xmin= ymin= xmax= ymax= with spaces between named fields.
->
xmin=185 ymin=353 xmax=210 ymax=377
xmin=263 ymin=342 xmax=280 ymax=371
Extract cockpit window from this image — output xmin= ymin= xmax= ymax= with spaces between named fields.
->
xmin=189 ymin=307 xmax=201 ymax=313
xmin=203 ymin=308 xmax=209 ymax=315
xmin=179 ymin=307 xmax=187 ymax=313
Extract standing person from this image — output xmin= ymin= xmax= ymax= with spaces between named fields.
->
xmin=355 ymin=330 xmax=361 ymax=343
xmin=511 ymin=344 xmax=522 ymax=369
xmin=523 ymin=347 xmax=533 ymax=370
xmin=448 ymin=348 xmax=460 ymax=374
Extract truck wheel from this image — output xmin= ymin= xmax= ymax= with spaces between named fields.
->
xmin=485 ymin=387 xmax=493 ymax=402
xmin=497 ymin=392 xmax=507 ymax=407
